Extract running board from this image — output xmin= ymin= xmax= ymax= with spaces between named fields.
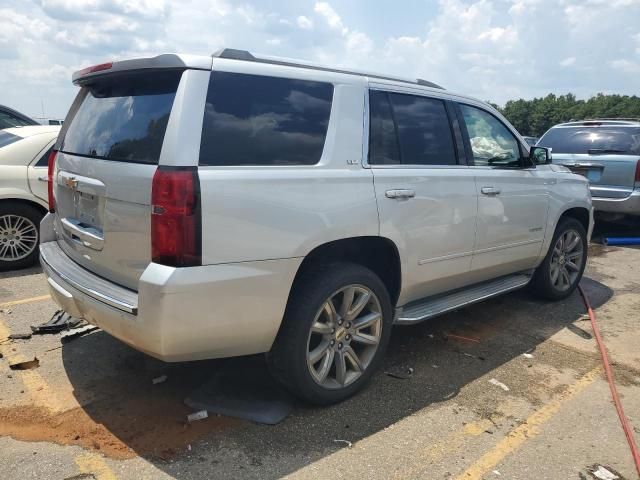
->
xmin=395 ymin=274 xmax=532 ymax=325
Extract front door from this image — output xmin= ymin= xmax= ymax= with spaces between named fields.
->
xmin=368 ymin=89 xmax=478 ymax=305
xmin=457 ymin=103 xmax=549 ymax=279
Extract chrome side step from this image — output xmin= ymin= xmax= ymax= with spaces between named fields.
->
xmin=395 ymin=274 xmax=531 ymax=325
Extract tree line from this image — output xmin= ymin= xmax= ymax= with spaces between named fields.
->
xmin=490 ymin=93 xmax=640 ymax=137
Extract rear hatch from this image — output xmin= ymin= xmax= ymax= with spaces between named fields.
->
xmin=538 ymin=125 xmax=640 ymax=198
xmin=53 ymin=69 xmax=183 ymax=290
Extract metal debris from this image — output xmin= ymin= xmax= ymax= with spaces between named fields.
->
xmin=187 ymin=410 xmax=209 ymax=423
xmin=9 ymin=357 xmax=40 ymax=370
xmin=488 ymin=378 xmax=510 ymax=392
xmin=588 ymin=465 xmax=620 ymax=480
xmin=385 ymin=367 xmax=414 ymax=380
xmin=334 ymin=439 xmax=353 ymax=448
xmin=152 ymin=375 xmax=168 ymax=385
xmin=8 ymin=333 xmax=32 ymax=340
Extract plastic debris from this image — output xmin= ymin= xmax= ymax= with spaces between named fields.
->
xmin=61 ymin=325 xmax=99 ymax=342
xmin=152 ymin=375 xmax=168 ymax=385
xmin=589 ymin=465 xmax=619 ymax=480
xmin=8 ymin=333 xmax=32 ymax=340
xmin=9 ymin=357 xmax=40 ymax=370
xmin=187 ymin=410 xmax=209 ymax=423
xmin=385 ymin=367 xmax=414 ymax=380
xmin=334 ymin=439 xmax=353 ymax=448
xmin=31 ymin=310 xmax=85 ymax=334
xmin=489 ymin=378 xmax=510 ymax=391
xmin=522 ymin=353 xmax=534 ymax=359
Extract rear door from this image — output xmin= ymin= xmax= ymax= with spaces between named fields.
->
xmin=538 ymin=125 xmax=640 ymax=198
xmin=368 ymin=89 xmax=478 ymax=303
xmin=27 ymin=141 xmax=54 ymax=202
xmin=53 ymin=70 xmax=184 ymax=290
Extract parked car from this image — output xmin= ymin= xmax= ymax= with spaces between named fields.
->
xmin=0 ymin=125 xmax=59 ymax=270
xmin=0 ymin=105 xmax=39 ymax=129
xmin=40 ymin=50 xmax=592 ymax=404
xmin=537 ymin=119 xmax=640 ymax=219
xmin=523 ymin=136 xmax=538 ymax=146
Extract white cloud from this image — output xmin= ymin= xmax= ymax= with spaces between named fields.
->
xmin=560 ymin=57 xmax=576 ymax=67
xmin=296 ymin=15 xmax=313 ymax=30
xmin=314 ymin=2 xmax=347 ymax=34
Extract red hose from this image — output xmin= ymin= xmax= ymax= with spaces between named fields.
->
xmin=578 ymin=284 xmax=640 ymax=477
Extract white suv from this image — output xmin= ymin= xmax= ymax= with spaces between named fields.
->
xmin=40 ymin=49 xmax=593 ymax=404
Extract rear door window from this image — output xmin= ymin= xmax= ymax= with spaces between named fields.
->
xmin=0 ymin=131 xmax=21 ymax=148
xmin=369 ymin=90 xmax=457 ymax=166
xmin=538 ymin=127 xmax=640 ymax=155
xmin=60 ymin=70 xmax=182 ymax=164
xmin=199 ymin=72 xmax=333 ymax=166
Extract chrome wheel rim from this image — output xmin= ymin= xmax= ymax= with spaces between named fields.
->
xmin=306 ymin=284 xmax=383 ymax=389
xmin=550 ymin=228 xmax=584 ymax=292
xmin=0 ymin=215 xmax=38 ymax=262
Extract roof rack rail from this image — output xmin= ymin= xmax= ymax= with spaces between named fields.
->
xmin=212 ymin=48 xmax=444 ymax=90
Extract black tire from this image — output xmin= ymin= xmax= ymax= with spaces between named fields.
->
xmin=0 ymin=202 xmax=43 ymax=272
xmin=267 ymin=262 xmax=393 ymax=405
xmin=529 ymin=217 xmax=587 ymax=300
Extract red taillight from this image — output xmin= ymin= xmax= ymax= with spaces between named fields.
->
xmin=78 ymin=62 xmax=113 ymax=77
xmin=635 ymin=159 xmax=640 ymax=184
xmin=47 ymin=150 xmax=57 ymax=213
xmin=151 ymin=167 xmax=201 ymax=267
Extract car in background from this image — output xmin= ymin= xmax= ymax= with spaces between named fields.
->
xmin=0 ymin=105 xmax=39 ymax=129
xmin=537 ymin=119 xmax=640 ymax=219
xmin=0 ymin=125 xmax=60 ymax=270
xmin=523 ymin=136 xmax=538 ymax=146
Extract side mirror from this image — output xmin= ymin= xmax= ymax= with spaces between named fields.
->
xmin=530 ymin=146 xmax=552 ymax=165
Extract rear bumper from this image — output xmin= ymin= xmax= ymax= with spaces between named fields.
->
xmin=39 ymin=233 xmax=301 ymax=362
xmin=592 ymin=189 xmax=640 ymax=215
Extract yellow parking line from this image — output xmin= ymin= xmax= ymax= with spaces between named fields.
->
xmin=454 ymin=366 xmax=602 ymax=480
xmin=0 ymin=317 xmax=63 ymax=412
xmin=75 ymin=453 xmax=118 ymax=480
xmin=0 ymin=294 xmax=50 ymax=309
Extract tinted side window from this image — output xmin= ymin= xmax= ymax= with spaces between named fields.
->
xmin=369 ymin=91 xmax=400 ymax=165
xmin=537 ymin=127 xmax=640 ymax=155
xmin=199 ymin=72 xmax=333 ymax=166
xmin=0 ymin=112 xmax=32 ymax=129
xmin=459 ymin=104 xmax=521 ymax=167
xmin=35 ymin=146 xmax=53 ymax=167
xmin=0 ymin=131 xmax=21 ymax=148
xmin=388 ymin=93 xmax=456 ymax=166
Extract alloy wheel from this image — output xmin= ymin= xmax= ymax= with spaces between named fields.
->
xmin=0 ymin=215 xmax=38 ymax=262
xmin=306 ymin=284 xmax=383 ymax=389
xmin=550 ymin=228 xmax=584 ymax=292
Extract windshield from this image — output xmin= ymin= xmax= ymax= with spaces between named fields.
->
xmin=538 ymin=126 xmax=640 ymax=155
xmin=61 ymin=70 xmax=182 ymax=164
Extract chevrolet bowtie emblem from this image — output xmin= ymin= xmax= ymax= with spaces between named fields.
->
xmin=64 ymin=177 xmax=79 ymax=189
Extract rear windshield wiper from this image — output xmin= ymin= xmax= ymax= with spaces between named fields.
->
xmin=587 ymin=148 xmax=626 ymax=154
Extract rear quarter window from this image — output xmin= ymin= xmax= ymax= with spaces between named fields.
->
xmin=199 ymin=72 xmax=333 ymax=166
xmin=538 ymin=126 xmax=640 ymax=155
xmin=0 ymin=131 xmax=21 ymax=149
xmin=60 ymin=70 xmax=182 ymax=164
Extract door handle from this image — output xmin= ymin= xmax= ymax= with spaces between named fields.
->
xmin=481 ymin=186 xmax=501 ymax=196
xmin=385 ymin=189 xmax=416 ymax=199
xmin=38 ymin=176 xmax=48 ymax=182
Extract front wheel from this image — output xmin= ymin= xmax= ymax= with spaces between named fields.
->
xmin=267 ymin=263 xmax=393 ymax=405
xmin=530 ymin=217 xmax=587 ymax=300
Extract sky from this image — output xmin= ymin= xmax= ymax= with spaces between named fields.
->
xmin=0 ymin=0 xmax=639 ymax=120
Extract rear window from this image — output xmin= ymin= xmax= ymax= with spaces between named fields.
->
xmin=0 ymin=131 xmax=21 ymax=148
xmin=60 ymin=70 xmax=182 ymax=164
xmin=538 ymin=126 xmax=640 ymax=155
xmin=0 ymin=112 xmax=33 ymax=129
xmin=199 ymin=72 xmax=333 ymax=166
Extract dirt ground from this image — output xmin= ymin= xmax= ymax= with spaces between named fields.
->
xmin=0 ymin=220 xmax=639 ymax=480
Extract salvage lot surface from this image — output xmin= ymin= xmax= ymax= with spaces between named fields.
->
xmin=1 ymin=226 xmax=640 ymax=479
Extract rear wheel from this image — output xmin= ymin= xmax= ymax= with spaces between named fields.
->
xmin=267 ymin=263 xmax=393 ymax=405
xmin=530 ymin=217 xmax=587 ymax=300
xmin=0 ymin=203 xmax=43 ymax=272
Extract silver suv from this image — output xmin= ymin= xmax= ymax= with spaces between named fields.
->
xmin=538 ymin=119 xmax=640 ymax=219
xmin=40 ymin=49 xmax=593 ymax=404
